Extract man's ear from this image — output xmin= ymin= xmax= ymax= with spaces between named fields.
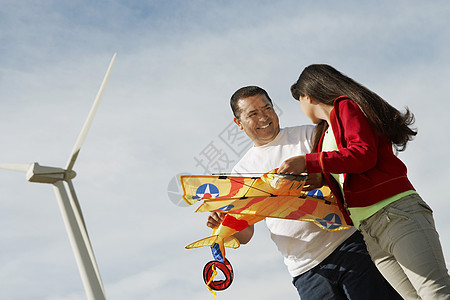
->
xmin=234 ymin=117 xmax=244 ymax=130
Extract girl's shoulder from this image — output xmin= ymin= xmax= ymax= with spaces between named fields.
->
xmin=333 ymin=96 xmax=364 ymax=118
xmin=334 ymin=96 xmax=358 ymax=109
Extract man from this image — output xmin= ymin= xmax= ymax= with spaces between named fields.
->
xmin=207 ymin=86 xmax=402 ymax=299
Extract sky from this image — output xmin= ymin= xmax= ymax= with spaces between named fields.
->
xmin=1 ymin=0 xmax=450 ymax=299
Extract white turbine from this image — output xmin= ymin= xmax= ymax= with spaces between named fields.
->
xmin=0 ymin=53 xmax=117 ymax=300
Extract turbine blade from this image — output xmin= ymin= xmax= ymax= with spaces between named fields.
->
xmin=0 ymin=163 xmax=32 ymax=173
xmin=66 ymin=53 xmax=117 ymax=171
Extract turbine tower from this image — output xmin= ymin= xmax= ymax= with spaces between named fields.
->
xmin=0 ymin=53 xmax=117 ymax=300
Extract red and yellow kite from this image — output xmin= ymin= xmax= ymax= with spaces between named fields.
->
xmin=181 ymin=170 xmax=351 ymax=295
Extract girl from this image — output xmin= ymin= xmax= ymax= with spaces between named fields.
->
xmin=278 ymin=64 xmax=450 ymax=299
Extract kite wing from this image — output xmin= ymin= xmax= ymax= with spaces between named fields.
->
xmin=181 ymin=175 xmax=263 ymax=205
xmin=186 ymin=227 xmax=240 ymax=250
xmin=181 ymin=170 xmax=308 ymax=204
xmin=181 ymin=170 xmax=351 ymax=231
xmin=195 ymin=192 xmax=349 ymax=231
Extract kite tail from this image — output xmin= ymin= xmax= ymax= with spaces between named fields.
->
xmin=203 ymin=259 xmax=234 ymax=293
xmin=185 ymin=235 xmax=221 ymax=249
xmin=205 ymin=263 xmax=218 ymax=298
xmin=186 ymin=235 xmax=239 ymax=250
xmin=186 ymin=236 xmax=224 ymax=260
xmin=185 ymin=235 xmax=229 ymax=263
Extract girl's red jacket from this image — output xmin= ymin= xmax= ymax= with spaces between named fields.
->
xmin=305 ymin=96 xmax=415 ymax=223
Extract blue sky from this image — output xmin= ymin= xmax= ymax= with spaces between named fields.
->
xmin=1 ymin=1 xmax=450 ymax=299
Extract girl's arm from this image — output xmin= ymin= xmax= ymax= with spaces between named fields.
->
xmin=307 ymin=100 xmax=379 ymax=174
xmin=279 ymin=100 xmax=379 ymax=175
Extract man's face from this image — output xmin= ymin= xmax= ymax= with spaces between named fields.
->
xmin=234 ymin=94 xmax=280 ymax=147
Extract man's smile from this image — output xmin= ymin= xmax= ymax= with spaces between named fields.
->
xmin=258 ymin=122 xmax=272 ymax=129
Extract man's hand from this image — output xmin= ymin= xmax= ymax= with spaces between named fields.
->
xmin=206 ymin=211 xmax=254 ymax=244
xmin=206 ymin=212 xmax=226 ymax=229
xmin=278 ymin=155 xmax=306 ymax=174
xmin=303 ymin=173 xmax=324 ymax=191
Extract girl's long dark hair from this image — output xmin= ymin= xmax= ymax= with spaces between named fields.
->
xmin=290 ymin=64 xmax=417 ymax=152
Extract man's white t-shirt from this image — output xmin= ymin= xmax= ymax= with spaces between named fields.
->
xmin=232 ymin=126 xmax=356 ymax=277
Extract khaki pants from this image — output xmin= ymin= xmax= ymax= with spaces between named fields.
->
xmin=360 ymin=194 xmax=450 ymax=300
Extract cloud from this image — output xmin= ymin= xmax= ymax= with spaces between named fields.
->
xmin=1 ymin=1 xmax=449 ymax=299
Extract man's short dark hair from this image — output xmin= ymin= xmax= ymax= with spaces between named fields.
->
xmin=230 ymin=86 xmax=273 ymax=118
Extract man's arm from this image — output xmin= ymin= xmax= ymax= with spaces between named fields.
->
xmin=207 ymin=212 xmax=254 ymax=244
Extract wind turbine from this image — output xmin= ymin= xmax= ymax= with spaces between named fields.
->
xmin=0 ymin=53 xmax=117 ymax=300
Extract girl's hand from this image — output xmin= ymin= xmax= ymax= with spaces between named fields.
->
xmin=278 ymin=155 xmax=306 ymax=175
xmin=206 ymin=212 xmax=226 ymax=229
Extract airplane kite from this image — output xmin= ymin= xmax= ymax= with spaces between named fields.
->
xmin=180 ymin=170 xmax=352 ymax=296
